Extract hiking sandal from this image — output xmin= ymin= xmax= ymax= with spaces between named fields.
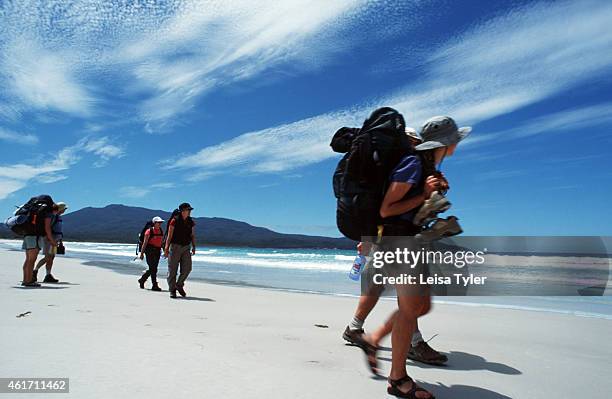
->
xmin=387 ymin=375 xmax=435 ymax=398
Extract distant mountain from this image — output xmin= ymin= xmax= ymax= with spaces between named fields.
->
xmin=1 ymin=204 xmax=354 ymax=249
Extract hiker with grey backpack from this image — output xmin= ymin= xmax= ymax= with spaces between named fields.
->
xmin=5 ymin=195 xmax=57 ymax=287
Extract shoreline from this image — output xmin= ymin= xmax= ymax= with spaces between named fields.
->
xmin=2 ymin=239 xmax=611 ymax=321
xmin=0 ymin=234 xmax=355 ymax=251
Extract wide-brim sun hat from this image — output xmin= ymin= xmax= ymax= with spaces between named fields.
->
xmin=414 ymin=115 xmax=471 ymax=151
xmin=152 ymin=216 xmax=165 ymax=223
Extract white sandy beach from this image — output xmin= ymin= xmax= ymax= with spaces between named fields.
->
xmin=1 ymin=247 xmax=611 ymax=398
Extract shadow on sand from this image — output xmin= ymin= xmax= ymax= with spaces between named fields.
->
xmin=420 ymin=382 xmax=513 ymax=399
xmin=12 ymin=285 xmax=69 ymax=290
xmin=177 ymin=296 xmax=215 ymax=302
xmin=442 ymin=351 xmax=521 ymax=374
xmin=377 ymin=350 xmax=521 ymax=375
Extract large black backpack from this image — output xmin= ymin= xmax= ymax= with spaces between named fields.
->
xmin=331 ymin=107 xmax=413 ymax=241
xmin=5 ymin=195 xmax=54 ymax=236
xmin=161 ymin=208 xmax=181 ymax=247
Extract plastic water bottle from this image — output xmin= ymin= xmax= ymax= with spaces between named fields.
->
xmin=348 ymin=255 xmax=366 ymax=281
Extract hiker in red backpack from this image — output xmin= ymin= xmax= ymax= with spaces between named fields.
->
xmin=138 ymin=216 xmax=165 ymax=292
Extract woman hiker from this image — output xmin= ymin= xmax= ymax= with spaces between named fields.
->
xmin=361 ymin=115 xmax=471 ymax=399
xmin=138 ymin=216 xmax=164 ymax=291
xmin=343 ymin=127 xmax=448 ymax=367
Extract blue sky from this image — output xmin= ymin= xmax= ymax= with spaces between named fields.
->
xmin=1 ymin=0 xmax=611 ymax=237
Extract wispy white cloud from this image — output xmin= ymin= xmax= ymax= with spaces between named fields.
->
xmin=258 ymin=183 xmax=280 ymax=189
xmin=463 ymin=102 xmax=612 ymax=148
xmin=81 ymin=137 xmax=126 ymax=167
xmin=0 ymin=136 xmax=125 ymax=199
xmin=150 ymin=182 xmax=175 ymax=189
xmin=386 ymin=0 xmax=612 ymax=127
xmin=0 ymin=179 xmax=27 ymax=201
xmin=161 ymin=109 xmax=361 ymax=177
xmin=0 ymin=37 xmax=93 ymax=117
xmin=162 ymin=0 xmax=612 ymax=177
xmin=119 ymin=182 xmax=176 ymax=198
xmin=118 ymin=0 xmax=373 ymax=129
xmin=0 ymin=145 xmax=80 ymax=200
xmin=474 ymin=169 xmax=526 ymax=182
xmin=0 ymin=0 xmax=380 ymax=128
xmin=119 ymin=186 xmax=151 ymax=199
xmin=0 ymin=127 xmax=38 ymax=145
xmin=37 ymin=174 xmax=69 ymax=184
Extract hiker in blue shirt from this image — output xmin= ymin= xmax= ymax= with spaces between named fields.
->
xmin=372 ymin=116 xmax=470 ymax=399
xmin=343 ymin=128 xmax=449 ymax=366
xmin=33 ymin=202 xmax=67 ymax=283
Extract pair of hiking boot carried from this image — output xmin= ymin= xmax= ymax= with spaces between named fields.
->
xmin=413 ymin=190 xmax=463 ymax=243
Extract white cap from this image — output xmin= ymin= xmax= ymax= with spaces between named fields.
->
xmin=405 ymin=127 xmax=421 ymax=141
xmin=152 ymin=216 xmax=164 ymax=223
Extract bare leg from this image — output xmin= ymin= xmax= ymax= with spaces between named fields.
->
xmin=353 ymin=241 xmax=379 ymax=322
xmin=34 ymin=256 xmax=46 ymax=272
xmin=369 ymin=310 xmax=397 ymax=346
xmin=22 ymin=249 xmax=39 ymax=283
xmin=354 ymin=291 xmax=380 ymax=321
xmin=45 ymin=255 xmax=55 ymax=275
xmin=367 ymin=314 xmax=427 ymax=351
xmin=389 ymin=295 xmax=433 ymax=398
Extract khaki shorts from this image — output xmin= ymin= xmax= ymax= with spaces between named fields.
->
xmin=22 ymin=236 xmax=44 ymax=251
xmin=361 ymin=236 xmax=430 ymax=297
xmin=42 ymin=236 xmax=61 ymax=256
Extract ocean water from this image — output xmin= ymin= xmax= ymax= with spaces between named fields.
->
xmin=1 ymin=239 xmax=611 ymax=319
